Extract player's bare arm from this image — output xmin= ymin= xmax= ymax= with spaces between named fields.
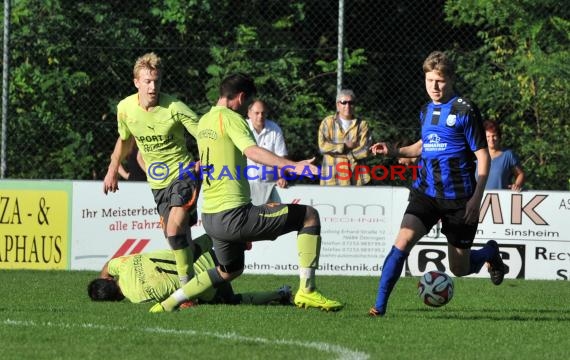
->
xmin=99 ymin=260 xmax=113 ymax=280
xmin=370 ymin=140 xmax=422 ymax=158
xmin=103 ymin=137 xmax=133 ymax=194
xmin=399 ymin=140 xmax=423 ymax=158
xmin=465 ymin=147 xmax=490 ymax=224
xmin=244 ymin=145 xmax=319 ymax=176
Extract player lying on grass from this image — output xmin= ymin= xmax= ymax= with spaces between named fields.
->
xmin=88 ymin=239 xmax=291 ymax=307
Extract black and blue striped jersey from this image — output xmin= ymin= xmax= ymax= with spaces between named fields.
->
xmin=412 ymin=96 xmax=486 ymax=199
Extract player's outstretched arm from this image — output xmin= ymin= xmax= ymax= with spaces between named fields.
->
xmin=399 ymin=140 xmax=423 ymax=158
xmin=291 ymin=157 xmax=318 ymax=176
xmin=371 ymin=140 xmax=423 ymax=158
xmin=245 ymin=145 xmax=319 ymax=179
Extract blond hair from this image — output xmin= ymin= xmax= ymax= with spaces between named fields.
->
xmin=133 ymin=52 xmax=162 ymax=79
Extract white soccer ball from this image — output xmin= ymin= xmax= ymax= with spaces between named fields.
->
xmin=417 ymin=271 xmax=454 ymax=307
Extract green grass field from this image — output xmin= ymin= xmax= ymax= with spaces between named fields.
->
xmin=1 ymin=270 xmax=568 ymax=360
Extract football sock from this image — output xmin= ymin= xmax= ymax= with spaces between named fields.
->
xmin=168 ymin=234 xmax=195 ymax=285
xmin=192 ymin=234 xmax=213 ymax=259
xmin=193 ymin=250 xmax=217 ymax=275
xmin=161 ymin=268 xmax=223 ymax=311
xmin=297 ymin=231 xmax=321 ymax=291
xmin=374 ymin=245 xmax=408 ymax=314
xmin=161 ymin=289 xmax=189 ymax=312
xmin=173 ymin=247 xmax=193 ymax=285
xmin=299 ymin=268 xmax=316 ymax=292
xmin=238 ymin=291 xmax=281 ymax=305
xmin=468 ymin=243 xmax=497 ymax=274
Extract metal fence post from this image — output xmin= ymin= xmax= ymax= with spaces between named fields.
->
xmin=1 ymin=0 xmax=10 ymax=178
xmin=336 ymin=0 xmax=344 ymax=97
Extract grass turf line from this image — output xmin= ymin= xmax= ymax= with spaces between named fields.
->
xmin=0 ymin=270 xmax=568 ymax=360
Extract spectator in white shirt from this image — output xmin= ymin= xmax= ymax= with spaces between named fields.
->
xmin=246 ymin=99 xmax=289 ymax=192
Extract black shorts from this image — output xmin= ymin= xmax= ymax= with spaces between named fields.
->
xmin=405 ymin=190 xmax=478 ymax=249
xmin=151 ymin=172 xmax=201 ymax=227
xmin=201 ymin=203 xmax=307 ymax=268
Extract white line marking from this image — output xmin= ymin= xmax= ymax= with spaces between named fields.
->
xmin=3 ymin=319 xmax=369 ymax=360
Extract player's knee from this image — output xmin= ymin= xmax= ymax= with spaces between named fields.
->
xmin=449 ymin=263 xmax=469 ymax=277
xmin=304 ymin=206 xmax=320 ymax=227
xmin=217 ymin=268 xmax=242 ymax=282
xmin=217 ymin=259 xmax=244 ymax=281
xmin=206 ymin=267 xmax=231 ymax=286
xmin=300 ymin=206 xmax=321 ymax=235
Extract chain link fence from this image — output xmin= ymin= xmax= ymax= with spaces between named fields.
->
xmin=2 ymin=1 xmax=563 ymax=188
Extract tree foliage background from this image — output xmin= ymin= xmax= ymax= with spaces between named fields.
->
xmin=2 ymin=0 xmax=568 ymax=189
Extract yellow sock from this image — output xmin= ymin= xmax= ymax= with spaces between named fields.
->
xmin=181 ymin=270 xmax=214 ymax=299
xmin=161 ymin=289 xmax=187 ymax=311
xmin=193 ymin=234 xmax=213 ymax=256
xmin=297 ymin=233 xmax=321 ymax=291
xmin=161 ymin=270 xmax=215 ymax=311
xmin=173 ymin=247 xmax=194 ymax=284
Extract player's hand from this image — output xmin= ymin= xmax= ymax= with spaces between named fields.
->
xmin=369 ymin=142 xmax=393 ymax=156
xmin=292 ymin=157 xmax=317 ymax=178
xmin=103 ymin=170 xmax=119 ymax=194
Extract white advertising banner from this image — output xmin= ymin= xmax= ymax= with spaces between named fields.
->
xmin=71 ymin=181 xmax=173 ymax=270
xmin=243 ymin=186 xmax=399 ymax=276
xmin=62 ymin=181 xmax=570 ymax=280
xmin=408 ymin=190 xmax=570 ymax=280
xmin=480 ymin=190 xmax=570 ymax=280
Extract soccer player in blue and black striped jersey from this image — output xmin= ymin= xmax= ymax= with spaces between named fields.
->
xmin=368 ymin=51 xmax=509 ymax=317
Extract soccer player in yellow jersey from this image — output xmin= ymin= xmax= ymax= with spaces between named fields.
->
xmin=103 ymin=52 xmax=203 ymax=287
xmin=150 ymin=73 xmax=343 ymax=313
xmin=87 ymin=233 xmax=291 ymax=305
xmin=88 ymin=247 xmax=292 ymax=306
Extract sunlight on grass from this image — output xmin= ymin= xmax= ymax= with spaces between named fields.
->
xmin=0 ymin=271 xmax=568 ymax=360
